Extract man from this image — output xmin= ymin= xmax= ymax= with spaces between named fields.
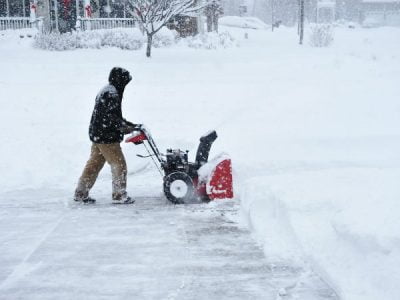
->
xmin=74 ymin=67 xmax=139 ymax=204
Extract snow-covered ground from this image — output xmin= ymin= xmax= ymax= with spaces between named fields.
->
xmin=0 ymin=24 xmax=399 ymax=300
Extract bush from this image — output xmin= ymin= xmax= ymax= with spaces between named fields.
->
xmin=101 ymin=29 xmax=144 ymax=50
xmin=76 ymin=30 xmax=102 ymax=49
xmin=309 ymin=24 xmax=334 ymax=47
xmin=32 ymin=27 xmax=238 ymax=52
xmin=153 ymin=27 xmax=178 ymax=48
xmin=34 ymin=28 xmax=145 ymax=51
xmin=34 ymin=32 xmax=77 ymax=51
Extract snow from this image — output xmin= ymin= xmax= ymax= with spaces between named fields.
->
xmin=219 ymin=16 xmax=269 ymax=30
xmin=1 ymin=24 xmax=400 ymax=299
xmin=317 ymin=0 xmax=336 ymax=8
xmin=241 ymin=169 xmax=400 ymax=299
xmin=198 ymin=153 xmax=230 ymax=183
xmin=362 ymin=0 xmax=400 ymax=3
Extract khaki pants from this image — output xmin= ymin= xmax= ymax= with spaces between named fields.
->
xmin=75 ymin=143 xmax=127 ymax=200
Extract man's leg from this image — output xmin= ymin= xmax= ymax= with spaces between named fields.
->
xmin=97 ymin=143 xmax=128 ymax=200
xmin=74 ymin=144 xmax=106 ymax=201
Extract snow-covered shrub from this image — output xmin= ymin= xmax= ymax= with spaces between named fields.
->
xmin=33 ymin=28 xmax=238 ymax=51
xmin=34 ymin=29 xmax=145 ymax=51
xmin=183 ymin=31 xmax=238 ymax=49
xmin=76 ymin=30 xmax=102 ymax=49
xmin=218 ymin=31 xmax=238 ymax=48
xmin=153 ymin=27 xmax=178 ymax=48
xmin=309 ymin=24 xmax=334 ymax=47
xmin=101 ymin=28 xmax=144 ymax=50
xmin=34 ymin=32 xmax=77 ymax=51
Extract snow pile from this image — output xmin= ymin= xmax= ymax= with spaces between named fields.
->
xmin=219 ymin=16 xmax=269 ymax=30
xmin=182 ymin=31 xmax=238 ymax=49
xmin=241 ymin=169 xmax=400 ymax=299
xmin=0 ymin=28 xmax=38 ymax=39
xmin=0 ymin=28 xmax=38 ymax=48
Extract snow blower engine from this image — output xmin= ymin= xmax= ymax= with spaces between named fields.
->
xmin=125 ymin=127 xmax=233 ymax=204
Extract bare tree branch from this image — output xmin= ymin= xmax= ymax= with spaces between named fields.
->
xmin=127 ymin=0 xmax=206 ymax=57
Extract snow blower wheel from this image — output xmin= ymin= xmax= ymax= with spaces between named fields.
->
xmin=163 ymin=172 xmax=194 ymax=204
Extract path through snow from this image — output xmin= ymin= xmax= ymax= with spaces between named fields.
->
xmin=0 ymin=190 xmax=338 ymax=299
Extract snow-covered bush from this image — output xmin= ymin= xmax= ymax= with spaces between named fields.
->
xmin=33 ymin=27 xmax=237 ymax=51
xmin=101 ymin=29 xmax=144 ymax=50
xmin=34 ymin=32 xmax=78 ymax=51
xmin=309 ymin=24 xmax=334 ymax=47
xmin=76 ymin=30 xmax=102 ymax=49
xmin=153 ymin=27 xmax=178 ymax=48
xmin=34 ymin=29 xmax=145 ymax=51
xmin=183 ymin=31 xmax=238 ymax=49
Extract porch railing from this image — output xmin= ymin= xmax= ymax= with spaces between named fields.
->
xmin=0 ymin=17 xmax=44 ymax=32
xmin=77 ymin=17 xmax=136 ymax=31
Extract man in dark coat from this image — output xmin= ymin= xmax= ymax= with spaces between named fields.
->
xmin=74 ymin=67 xmax=138 ymax=204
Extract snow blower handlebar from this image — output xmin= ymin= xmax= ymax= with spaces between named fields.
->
xmin=125 ymin=126 xmax=164 ymax=164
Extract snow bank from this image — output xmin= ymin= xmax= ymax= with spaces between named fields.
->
xmin=241 ymin=169 xmax=400 ymax=300
xmin=0 ymin=28 xmax=37 ymax=48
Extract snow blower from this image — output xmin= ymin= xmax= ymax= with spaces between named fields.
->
xmin=125 ymin=127 xmax=233 ymax=204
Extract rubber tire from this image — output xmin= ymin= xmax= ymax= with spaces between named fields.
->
xmin=163 ymin=172 xmax=195 ymax=204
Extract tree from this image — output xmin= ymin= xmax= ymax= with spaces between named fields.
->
xmin=128 ymin=0 xmax=203 ymax=57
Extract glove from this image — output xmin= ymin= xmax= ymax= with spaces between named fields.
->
xmin=121 ymin=123 xmax=144 ymax=134
xmin=121 ymin=125 xmax=134 ymax=134
xmin=133 ymin=123 xmax=143 ymax=130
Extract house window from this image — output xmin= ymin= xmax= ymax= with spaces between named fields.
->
xmin=0 ymin=0 xmax=30 ymax=17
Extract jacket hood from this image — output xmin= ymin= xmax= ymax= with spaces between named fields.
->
xmin=108 ymin=67 xmax=132 ymax=92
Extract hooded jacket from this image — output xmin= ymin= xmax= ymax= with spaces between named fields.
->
xmin=89 ymin=67 xmax=134 ymax=144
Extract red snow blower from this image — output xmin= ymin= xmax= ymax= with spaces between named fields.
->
xmin=125 ymin=127 xmax=233 ymax=204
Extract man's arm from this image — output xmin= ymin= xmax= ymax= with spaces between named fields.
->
xmin=121 ymin=119 xmax=142 ymax=134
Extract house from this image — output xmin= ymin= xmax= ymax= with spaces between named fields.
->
xmin=167 ymin=13 xmax=200 ymax=37
xmin=361 ymin=0 xmax=400 ymax=26
xmin=0 ymin=0 xmax=135 ymax=32
xmin=1 ymin=0 xmax=205 ymax=35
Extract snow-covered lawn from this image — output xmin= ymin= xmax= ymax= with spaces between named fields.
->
xmin=0 ymin=25 xmax=399 ymax=300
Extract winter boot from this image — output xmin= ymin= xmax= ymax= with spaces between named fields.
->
xmin=112 ymin=195 xmax=135 ymax=204
xmin=74 ymin=196 xmax=96 ymax=204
